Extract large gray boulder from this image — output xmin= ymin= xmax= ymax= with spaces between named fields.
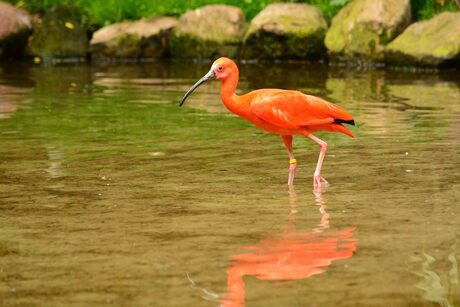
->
xmin=241 ymin=3 xmax=328 ymax=60
xmin=90 ymin=17 xmax=177 ymax=58
xmin=385 ymin=12 xmax=460 ymax=67
xmin=30 ymin=4 xmax=89 ymax=58
xmin=0 ymin=2 xmax=33 ymax=58
xmin=169 ymin=5 xmax=247 ymax=59
xmin=325 ymin=0 xmax=411 ymax=62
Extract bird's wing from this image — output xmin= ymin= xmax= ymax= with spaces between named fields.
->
xmin=249 ymin=90 xmax=352 ymax=129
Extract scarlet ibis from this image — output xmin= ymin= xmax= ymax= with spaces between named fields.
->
xmin=180 ymin=57 xmax=355 ymax=188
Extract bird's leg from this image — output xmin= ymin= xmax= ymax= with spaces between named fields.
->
xmin=281 ymin=135 xmax=297 ymax=186
xmin=308 ymin=134 xmax=329 ymax=188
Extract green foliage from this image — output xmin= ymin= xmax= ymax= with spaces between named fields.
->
xmin=4 ymin=0 xmax=459 ymax=27
xmin=5 ymin=0 xmax=262 ymax=26
xmin=297 ymin=0 xmax=350 ymax=21
xmin=411 ymin=0 xmax=459 ymax=20
xmin=6 ymin=0 xmax=349 ymax=26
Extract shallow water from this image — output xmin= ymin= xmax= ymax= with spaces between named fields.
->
xmin=0 ymin=61 xmax=459 ymax=306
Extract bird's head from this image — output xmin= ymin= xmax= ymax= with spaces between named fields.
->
xmin=179 ymin=57 xmax=238 ymax=107
xmin=211 ymin=57 xmax=238 ymax=81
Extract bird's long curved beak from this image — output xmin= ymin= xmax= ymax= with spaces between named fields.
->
xmin=179 ymin=69 xmax=216 ymax=107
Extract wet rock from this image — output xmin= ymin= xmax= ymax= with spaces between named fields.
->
xmin=30 ymin=4 xmax=89 ymax=59
xmin=241 ymin=3 xmax=327 ymax=60
xmin=0 ymin=2 xmax=33 ymax=58
xmin=325 ymin=0 xmax=411 ymax=62
xmin=169 ymin=5 xmax=247 ymax=59
xmin=90 ymin=17 xmax=177 ymax=59
xmin=385 ymin=12 xmax=460 ymax=67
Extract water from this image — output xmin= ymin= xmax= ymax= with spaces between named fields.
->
xmin=0 ymin=61 xmax=459 ymax=306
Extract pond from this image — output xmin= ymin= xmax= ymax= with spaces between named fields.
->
xmin=0 ymin=61 xmax=459 ymax=306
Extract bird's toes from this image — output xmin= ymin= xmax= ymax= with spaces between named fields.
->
xmin=313 ymin=175 xmax=329 ymax=188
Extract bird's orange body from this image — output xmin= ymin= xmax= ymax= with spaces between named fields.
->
xmin=180 ymin=57 xmax=355 ymax=188
xmin=223 ymin=89 xmax=354 ymax=138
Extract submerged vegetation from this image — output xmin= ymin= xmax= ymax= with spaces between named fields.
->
xmin=5 ymin=0 xmax=458 ymax=27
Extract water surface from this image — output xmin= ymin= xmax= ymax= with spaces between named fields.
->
xmin=0 ymin=61 xmax=459 ymax=306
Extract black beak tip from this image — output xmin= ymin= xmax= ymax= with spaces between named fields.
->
xmin=179 ymin=70 xmax=216 ymax=108
xmin=179 ymin=95 xmax=187 ymax=107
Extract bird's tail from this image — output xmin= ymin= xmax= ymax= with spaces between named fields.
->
xmin=331 ymin=123 xmax=355 ymax=138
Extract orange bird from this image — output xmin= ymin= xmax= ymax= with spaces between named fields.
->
xmin=180 ymin=57 xmax=355 ymax=188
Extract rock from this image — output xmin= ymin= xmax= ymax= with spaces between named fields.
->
xmin=90 ymin=17 xmax=177 ymax=58
xmin=0 ymin=2 xmax=33 ymax=58
xmin=325 ymin=0 xmax=411 ymax=62
xmin=30 ymin=4 xmax=88 ymax=58
xmin=385 ymin=12 xmax=460 ymax=67
xmin=169 ymin=5 xmax=247 ymax=59
xmin=241 ymin=3 xmax=328 ymax=60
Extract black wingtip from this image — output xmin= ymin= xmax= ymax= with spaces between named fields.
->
xmin=334 ymin=119 xmax=355 ymax=126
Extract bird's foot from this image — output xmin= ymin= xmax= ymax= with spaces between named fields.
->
xmin=313 ymin=174 xmax=329 ymax=188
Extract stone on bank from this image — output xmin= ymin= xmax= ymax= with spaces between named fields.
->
xmin=30 ymin=4 xmax=89 ymax=59
xmin=169 ymin=5 xmax=247 ymax=59
xmin=0 ymin=2 xmax=33 ymax=58
xmin=90 ymin=17 xmax=177 ymax=59
xmin=241 ymin=3 xmax=328 ymax=60
xmin=325 ymin=0 xmax=411 ymax=62
xmin=385 ymin=12 xmax=460 ymax=67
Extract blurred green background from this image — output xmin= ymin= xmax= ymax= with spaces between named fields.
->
xmin=5 ymin=0 xmax=459 ymax=27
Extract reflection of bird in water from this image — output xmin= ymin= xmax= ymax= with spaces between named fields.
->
xmin=180 ymin=57 xmax=355 ymax=189
xmin=221 ymin=188 xmax=357 ymax=307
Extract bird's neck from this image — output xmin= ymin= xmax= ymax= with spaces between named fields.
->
xmin=220 ymin=74 xmax=241 ymax=115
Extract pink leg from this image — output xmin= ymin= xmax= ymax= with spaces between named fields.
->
xmin=281 ymin=135 xmax=297 ymax=186
xmin=308 ymin=134 xmax=329 ymax=188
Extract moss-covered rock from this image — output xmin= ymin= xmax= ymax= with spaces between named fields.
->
xmin=90 ymin=17 xmax=177 ymax=59
xmin=325 ymin=0 xmax=411 ymax=62
xmin=169 ymin=5 xmax=247 ymax=60
xmin=30 ymin=4 xmax=89 ymax=58
xmin=0 ymin=2 xmax=33 ymax=58
xmin=241 ymin=3 xmax=328 ymax=60
xmin=385 ymin=12 xmax=460 ymax=67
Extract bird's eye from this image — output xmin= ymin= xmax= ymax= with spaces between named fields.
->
xmin=217 ymin=66 xmax=224 ymax=72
